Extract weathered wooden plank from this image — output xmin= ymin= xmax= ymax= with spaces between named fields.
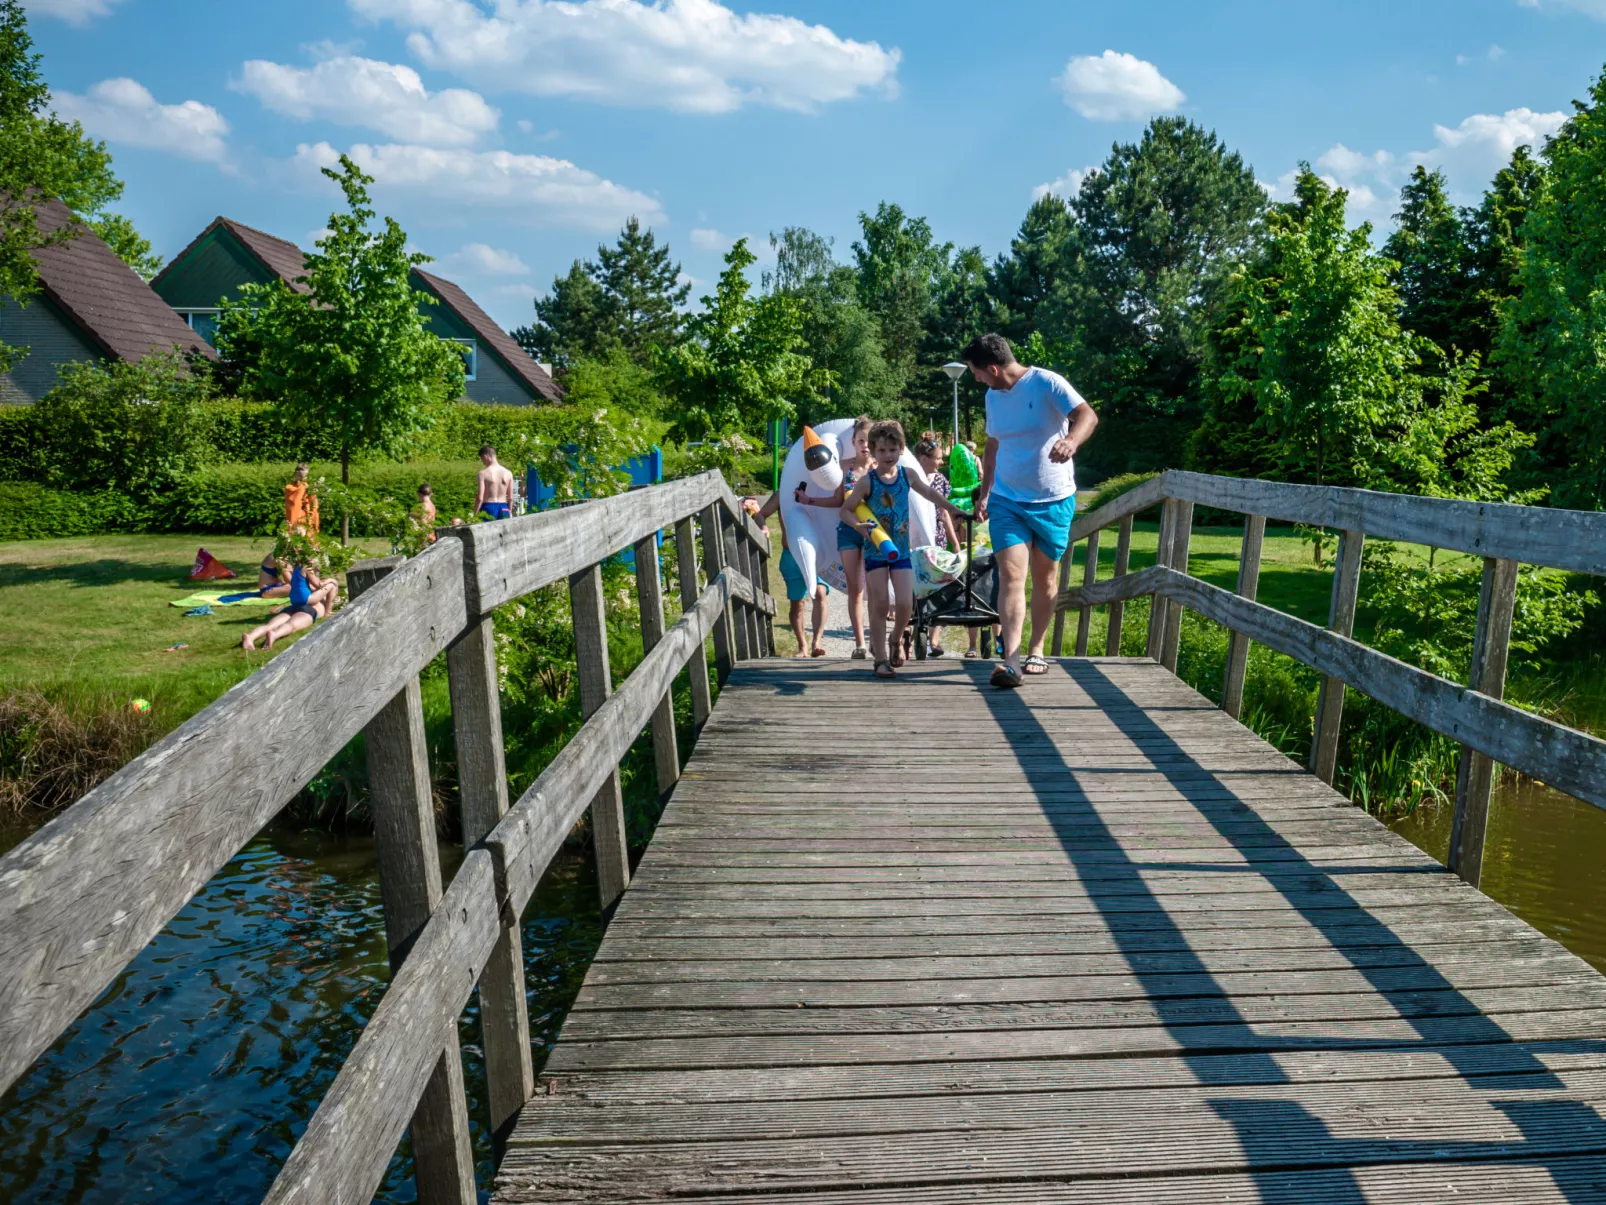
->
xmin=0 ymin=537 xmax=469 ymax=1096
xmin=570 ymin=562 xmax=630 ymax=909
xmin=266 ymin=851 xmax=502 ymax=1205
xmin=1104 ymin=514 xmax=1134 ymax=655
xmin=1049 ymin=535 xmax=1076 ymax=656
xmin=1144 ymin=498 xmax=1177 ymax=660
xmin=1076 ymin=528 xmax=1100 ymax=655
xmin=700 ymin=504 xmax=734 ymax=685
xmin=1067 ymin=472 xmax=1167 ymax=543
xmin=672 ymin=517 xmax=714 ymax=727
xmin=1312 ymin=529 xmax=1364 ymax=784
xmin=1160 ymin=499 xmax=1193 ymax=672
xmin=633 ymin=532 xmax=680 ymax=798
xmin=1449 ymin=556 xmax=1518 ymax=887
xmin=1221 ymin=512 xmax=1265 ymax=719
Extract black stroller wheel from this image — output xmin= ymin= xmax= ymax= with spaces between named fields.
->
xmin=981 ymin=630 xmax=994 ymax=659
xmin=914 ymin=626 xmax=928 ymax=660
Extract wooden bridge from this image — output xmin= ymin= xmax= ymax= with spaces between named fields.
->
xmin=5 ymin=470 xmax=1606 ymax=1203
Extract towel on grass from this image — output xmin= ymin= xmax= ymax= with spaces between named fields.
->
xmin=169 ymin=589 xmax=280 ymax=609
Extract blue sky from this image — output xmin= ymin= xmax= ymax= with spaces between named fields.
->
xmin=22 ymin=0 xmax=1606 ymax=330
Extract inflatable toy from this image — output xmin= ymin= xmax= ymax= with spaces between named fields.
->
xmin=948 ymin=444 xmax=981 ymax=511
xmin=778 ymin=419 xmax=936 ymax=595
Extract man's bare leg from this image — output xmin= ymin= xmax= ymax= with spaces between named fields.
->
xmin=1027 ymin=543 xmax=1062 ymax=661
xmin=996 ymin=543 xmax=1029 ymax=674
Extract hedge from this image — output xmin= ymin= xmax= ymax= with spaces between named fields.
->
xmin=167 ymin=461 xmax=483 ymax=536
xmin=0 ymin=482 xmax=143 ymax=540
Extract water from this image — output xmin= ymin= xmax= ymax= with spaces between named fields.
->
xmin=0 ymin=829 xmax=603 ymax=1204
xmin=1390 ymin=778 xmax=1606 ymax=973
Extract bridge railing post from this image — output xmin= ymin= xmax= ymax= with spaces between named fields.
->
xmin=733 ymin=529 xmax=761 ymax=659
xmin=675 ymin=516 xmax=714 ymax=726
xmin=348 ymin=559 xmax=478 ymax=1205
xmin=1448 ymin=556 xmax=1519 ymax=887
xmin=1146 ymin=499 xmax=1178 ymax=662
xmin=1050 ymin=539 xmax=1076 ymax=656
xmin=1159 ymin=500 xmax=1194 ymax=673
xmin=1105 ymin=515 xmax=1134 ymax=656
xmin=753 ymin=534 xmax=775 ymax=656
xmin=701 ymin=504 xmax=736 ymax=683
xmin=1074 ymin=529 xmax=1102 ymax=656
xmin=634 ymin=530 xmax=681 ymax=798
xmin=570 ymin=562 xmax=631 ymax=909
xmin=1221 ymin=513 xmax=1266 ymax=720
xmin=1310 ymin=529 xmax=1365 ymax=785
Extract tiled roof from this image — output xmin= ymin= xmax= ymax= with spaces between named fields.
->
xmin=29 ymin=198 xmax=215 ymax=362
xmin=413 ymin=268 xmax=563 ymax=402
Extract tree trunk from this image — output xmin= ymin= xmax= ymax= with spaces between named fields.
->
xmin=341 ymin=448 xmax=350 ymax=545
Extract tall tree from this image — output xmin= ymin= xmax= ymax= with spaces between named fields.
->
xmin=215 ymin=155 xmax=464 ymax=538
xmin=1383 ymin=167 xmax=1479 ymax=359
xmin=1467 ymin=144 xmax=1546 ymax=399
xmin=922 ymin=245 xmax=994 ymax=437
xmin=852 ymin=202 xmax=952 ymax=391
xmin=0 ymin=0 xmax=121 ymax=367
xmin=513 ymin=259 xmax=614 ymax=374
xmin=592 ymin=216 xmax=690 ymax=360
xmin=1496 ymin=68 xmax=1606 ymax=508
xmin=989 ymin=194 xmax=1077 ymax=343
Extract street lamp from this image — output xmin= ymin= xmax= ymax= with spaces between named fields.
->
xmin=942 ymin=362 xmax=967 ymax=447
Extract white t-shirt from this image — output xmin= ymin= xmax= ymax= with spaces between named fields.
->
xmin=984 ymin=366 xmax=1086 ymax=503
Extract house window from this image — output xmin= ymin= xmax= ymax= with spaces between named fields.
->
xmin=453 ymin=338 xmax=477 ymax=381
xmin=176 ymin=309 xmax=220 ymax=346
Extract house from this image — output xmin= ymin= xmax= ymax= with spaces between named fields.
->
xmin=151 ymin=217 xmax=562 ymax=405
xmin=0 ymin=198 xmax=214 ymax=405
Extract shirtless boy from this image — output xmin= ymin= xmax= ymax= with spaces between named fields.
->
xmin=474 ymin=446 xmax=516 ymax=520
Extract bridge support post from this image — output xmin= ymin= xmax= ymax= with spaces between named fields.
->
xmin=1310 ymin=529 xmax=1365 ymax=785
xmin=570 ymin=563 xmax=631 ymax=909
xmin=1074 ymin=529 xmax=1102 ymax=656
xmin=733 ymin=532 xmax=761 ymax=659
xmin=675 ymin=517 xmax=714 ymax=726
xmin=349 ymin=559 xmax=478 ymax=1205
xmin=1145 ymin=500 xmax=1177 ymax=661
xmin=1449 ymin=556 xmax=1519 ymax=887
xmin=723 ymin=516 xmax=752 ymax=661
xmin=700 ymin=504 xmax=735 ymax=684
xmin=753 ymin=537 xmax=776 ymax=656
xmin=1105 ymin=515 xmax=1134 ymax=656
xmin=634 ymin=531 xmax=681 ymax=797
xmin=1160 ymin=500 xmax=1194 ymax=673
xmin=1050 ymin=539 xmax=1076 ymax=656
xmin=1221 ymin=514 xmax=1266 ymax=720
xmin=446 ymin=613 xmax=533 ymax=1155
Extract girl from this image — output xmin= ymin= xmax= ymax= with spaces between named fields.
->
xmin=793 ymin=416 xmax=873 ymax=659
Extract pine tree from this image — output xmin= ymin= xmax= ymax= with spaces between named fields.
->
xmin=1468 ymin=145 xmax=1546 ymax=359
xmin=989 ymin=194 xmax=1076 ymax=343
xmin=852 ymin=202 xmax=952 ymax=392
xmin=1383 ymin=167 xmax=1479 ymax=359
xmin=593 ymin=216 xmax=689 ymax=361
xmin=513 ymin=259 xmax=615 ymax=375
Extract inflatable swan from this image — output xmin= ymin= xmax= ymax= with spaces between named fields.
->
xmin=778 ymin=418 xmax=937 ymax=596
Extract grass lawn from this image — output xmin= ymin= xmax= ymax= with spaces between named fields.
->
xmin=0 ymin=534 xmax=389 ymax=727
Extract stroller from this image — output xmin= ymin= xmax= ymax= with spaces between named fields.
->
xmin=911 ymin=517 xmax=1000 ymax=661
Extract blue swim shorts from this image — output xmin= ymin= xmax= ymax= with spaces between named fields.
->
xmin=988 ymin=492 xmax=1077 ymax=562
xmin=478 ymin=502 xmax=511 ymax=520
xmin=863 ymin=555 xmax=914 ymax=574
xmin=835 ymin=520 xmax=865 ymax=553
xmin=779 ymin=548 xmax=830 ymax=603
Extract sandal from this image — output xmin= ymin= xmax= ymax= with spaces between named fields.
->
xmin=964 ymin=649 xmax=980 ymax=659
xmin=1023 ymin=654 xmax=1050 ymax=675
xmin=928 ymin=645 xmax=945 ymax=658
xmin=874 ymin=659 xmax=896 ymax=679
xmin=890 ymin=652 xmax=905 ymax=668
xmin=810 ymin=647 xmax=827 ymax=658
xmin=990 ymin=664 xmax=1022 ymax=690
xmin=851 ymin=646 xmax=868 ymax=660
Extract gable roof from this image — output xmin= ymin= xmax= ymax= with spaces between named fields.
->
xmin=26 ymin=198 xmax=214 ymax=362
xmin=153 ymin=216 xmax=312 ymax=295
xmin=413 ymin=268 xmax=562 ymax=402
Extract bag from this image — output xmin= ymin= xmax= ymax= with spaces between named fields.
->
xmin=913 ymin=545 xmax=966 ymax=598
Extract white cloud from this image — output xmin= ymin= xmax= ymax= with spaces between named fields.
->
xmin=54 ymin=79 xmax=229 ymax=162
xmin=1055 ymin=50 xmax=1184 ymax=122
xmin=22 ymin=0 xmax=124 ymax=25
xmin=291 ymin=141 xmax=664 ymax=230
xmin=1032 ymin=165 xmax=1094 ymax=202
xmin=347 ymin=0 xmax=900 ymax=113
xmin=690 ymin=227 xmax=727 ymax=251
xmin=234 ymin=55 xmax=499 ymax=147
xmin=1518 ymin=0 xmax=1606 ymax=18
xmin=436 ymin=242 xmax=531 ymax=275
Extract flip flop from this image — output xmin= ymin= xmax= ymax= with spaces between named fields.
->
xmin=1023 ymin=654 xmax=1050 ymax=675
xmin=874 ymin=659 xmax=896 ymax=679
xmin=990 ymin=664 xmax=1022 ymax=690
xmin=810 ymin=648 xmax=827 ymax=658
xmin=964 ymin=649 xmax=980 ymax=659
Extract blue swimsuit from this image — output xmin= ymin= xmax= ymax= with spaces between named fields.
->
xmin=862 ymin=465 xmax=914 ymax=573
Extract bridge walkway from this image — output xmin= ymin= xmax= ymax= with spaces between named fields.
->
xmin=493 ymin=657 xmax=1606 ymax=1204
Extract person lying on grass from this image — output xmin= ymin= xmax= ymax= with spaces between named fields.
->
xmin=839 ymin=420 xmax=969 ymax=679
xmin=242 ymin=566 xmax=338 ymax=651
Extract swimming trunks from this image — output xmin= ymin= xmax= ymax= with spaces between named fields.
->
xmin=863 ymin=555 xmax=914 ymax=574
xmin=988 ymin=492 xmax=1078 ymax=562
xmin=780 ymin=548 xmax=830 ymax=602
xmin=479 ymin=502 xmax=511 ymax=520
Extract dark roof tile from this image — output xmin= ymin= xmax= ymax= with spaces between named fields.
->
xmin=414 ymin=268 xmax=562 ymax=402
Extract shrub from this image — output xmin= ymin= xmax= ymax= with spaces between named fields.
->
xmin=0 ymin=405 xmax=33 ymax=480
xmin=0 ymin=689 xmax=161 ymax=820
xmin=0 ymin=482 xmax=142 ymax=539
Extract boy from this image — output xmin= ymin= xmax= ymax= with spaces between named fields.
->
xmin=840 ymin=421 xmax=969 ymax=679
xmin=411 ymin=483 xmax=438 ymax=545
xmin=754 ymin=492 xmax=829 ymax=658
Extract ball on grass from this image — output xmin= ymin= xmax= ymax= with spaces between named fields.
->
xmin=130 ymin=698 xmax=151 ymax=714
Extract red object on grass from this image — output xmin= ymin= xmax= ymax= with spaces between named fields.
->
xmin=190 ymin=548 xmax=237 ymax=581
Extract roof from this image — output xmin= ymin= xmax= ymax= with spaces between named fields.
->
xmin=153 ymin=216 xmax=312 ymax=295
xmin=25 ymin=198 xmax=215 ymax=362
xmin=413 ymin=267 xmax=563 ymax=402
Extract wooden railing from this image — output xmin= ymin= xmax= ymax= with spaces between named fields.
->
xmin=0 ymin=471 xmax=775 ymax=1205
xmin=1053 ymin=470 xmax=1606 ymax=889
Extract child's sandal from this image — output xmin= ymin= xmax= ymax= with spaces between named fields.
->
xmin=874 ymin=659 xmax=896 ymax=679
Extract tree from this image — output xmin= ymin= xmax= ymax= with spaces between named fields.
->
xmin=658 ymin=238 xmax=826 ymax=443
xmin=215 ymin=155 xmax=464 ymax=539
xmin=852 ymin=202 xmax=952 ymax=391
xmin=88 ymin=212 xmax=162 ymax=279
xmin=0 ymin=0 xmax=121 ymax=368
xmin=1496 ymin=68 xmax=1606 ymax=508
xmin=514 ymin=259 xmax=614 ymax=375
xmin=922 ymin=245 xmax=994 ymax=437
xmin=989 ymin=194 xmax=1077 ymax=343
xmin=1383 ymin=167 xmax=1479 ymax=360
xmin=593 ymin=216 xmax=690 ymax=360
xmin=1468 ymin=144 xmax=1546 ymax=409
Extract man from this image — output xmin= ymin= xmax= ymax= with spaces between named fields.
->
xmin=474 ymin=445 xmax=516 ymax=520
xmin=964 ymin=333 xmax=1099 ymax=689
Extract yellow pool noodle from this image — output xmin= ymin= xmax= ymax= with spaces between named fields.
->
xmin=854 ymin=502 xmax=900 ymax=559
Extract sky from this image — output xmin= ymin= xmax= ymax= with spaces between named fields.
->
xmin=21 ymin=0 xmax=1606 ymax=331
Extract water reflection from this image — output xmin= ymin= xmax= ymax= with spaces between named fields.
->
xmin=0 ymin=829 xmax=602 ymax=1204
xmin=1390 ymin=778 xmax=1606 ymax=974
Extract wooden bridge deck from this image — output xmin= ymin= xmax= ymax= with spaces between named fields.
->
xmin=493 ymin=657 xmax=1606 ymax=1204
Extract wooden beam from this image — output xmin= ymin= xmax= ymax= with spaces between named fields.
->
xmin=570 ymin=563 xmax=630 ymax=910
xmin=1050 ymin=541 xmax=1075 ymax=657
xmin=1311 ymin=530 xmax=1364 ymax=785
xmin=634 ymin=532 xmax=680 ymax=798
xmin=1160 ymin=500 xmax=1194 ymax=673
xmin=351 ymin=561 xmax=476 ymax=1205
xmin=723 ymin=515 xmax=751 ymax=661
xmin=445 ymin=614 xmax=532 ymax=1149
xmin=1145 ymin=499 xmax=1178 ymax=662
xmin=1068 ymin=473 xmax=1168 ymax=544
xmin=701 ymin=504 xmax=735 ymax=685
xmin=1105 ymin=515 xmax=1134 ymax=657
xmin=1075 ymin=529 xmax=1102 ymax=657
xmin=1448 ymin=557 xmax=1519 ymax=888
xmin=674 ymin=517 xmax=713 ymax=728
xmin=1221 ymin=514 xmax=1266 ymax=721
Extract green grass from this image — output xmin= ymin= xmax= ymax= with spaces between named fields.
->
xmin=0 ymin=534 xmax=389 ymax=728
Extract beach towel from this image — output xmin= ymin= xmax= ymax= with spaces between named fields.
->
xmin=169 ymin=589 xmax=280 ymax=609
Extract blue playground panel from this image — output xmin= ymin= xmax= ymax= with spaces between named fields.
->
xmin=526 ymin=447 xmax=664 ymax=570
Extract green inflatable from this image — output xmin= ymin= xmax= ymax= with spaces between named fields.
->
xmin=947 ymin=443 xmax=981 ymax=511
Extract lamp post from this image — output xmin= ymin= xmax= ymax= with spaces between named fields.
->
xmin=941 ymin=362 xmax=967 ymax=446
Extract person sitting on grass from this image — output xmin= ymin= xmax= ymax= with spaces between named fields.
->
xmin=256 ymin=552 xmax=292 ymax=600
xmin=242 ymin=564 xmax=337 ymax=651
xmin=754 ymin=491 xmax=829 ymax=659
xmin=840 ymin=420 xmax=969 ymax=679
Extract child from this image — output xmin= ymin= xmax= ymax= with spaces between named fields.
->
xmin=793 ymin=416 xmax=873 ymax=658
xmin=914 ymin=437 xmax=962 ymax=658
xmin=411 ymin=483 xmax=438 ymax=545
xmin=754 ymin=492 xmax=829 ymax=658
xmin=840 ymin=421 xmax=968 ymax=679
